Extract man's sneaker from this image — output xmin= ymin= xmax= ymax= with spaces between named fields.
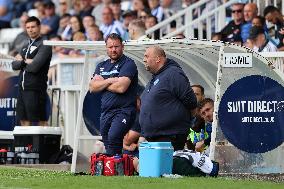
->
xmin=209 ymin=161 xmax=219 ymax=177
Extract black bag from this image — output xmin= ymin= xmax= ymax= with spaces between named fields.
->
xmin=49 ymin=145 xmax=73 ymax=164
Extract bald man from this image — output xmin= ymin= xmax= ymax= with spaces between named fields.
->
xmin=241 ymin=3 xmax=258 ymax=43
xmin=140 ymin=46 xmax=197 ymax=151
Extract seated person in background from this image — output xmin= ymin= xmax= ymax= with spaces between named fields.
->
xmin=246 ymin=26 xmax=277 ymax=52
xmin=251 ymin=16 xmax=277 ymax=47
xmin=68 ymin=32 xmax=86 ymax=57
xmin=86 ymin=26 xmax=104 ymax=41
xmin=187 ymin=114 xmax=208 ymax=151
xmin=263 ymin=5 xmax=284 ymax=51
xmin=9 ymin=13 xmax=29 ymax=56
xmin=195 ymin=98 xmax=214 ymax=153
xmin=218 ymin=3 xmax=244 ymax=44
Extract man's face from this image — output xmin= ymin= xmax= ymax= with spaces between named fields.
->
xmin=192 ymin=86 xmax=204 ymax=103
xmin=265 ymin=12 xmax=278 ymax=25
xmin=231 ymin=4 xmax=243 ymax=22
xmin=252 ymin=18 xmax=262 ymax=27
xmin=148 ymin=0 xmax=159 ymax=9
xmin=83 ymin=16 xmax=95 ymax=29
xmin=25 ymin=21 xmax=41 ymax=39
xmin=102 ymin=8 xmax=113 ymax=25
xmin=106 ymin=38 xmax=124 ymax=61
xmin=200 ymin=102 xmax=214 ymax=123
xmin=143 ymin=48 xmax=157 ymax=73
xmin=145 ymin=17 xmax=156 ymax=29
xmin=244 ymin=5 xmax=256 ymax=22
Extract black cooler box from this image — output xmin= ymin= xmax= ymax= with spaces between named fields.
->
xmin=13 ymin=126 xmax=62 ymax=164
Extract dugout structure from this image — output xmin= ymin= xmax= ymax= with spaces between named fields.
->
xmin=44 ymin=39 xmax=284 ymax=174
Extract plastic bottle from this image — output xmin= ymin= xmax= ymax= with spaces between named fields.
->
xmin=95 ymin=155 xmax=104 ymax=176
xmin=114 ymin=155 xmax=124 ymax=176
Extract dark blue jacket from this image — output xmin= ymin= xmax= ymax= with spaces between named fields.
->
xmin=139 ymin=58 xmax=197 ymax=137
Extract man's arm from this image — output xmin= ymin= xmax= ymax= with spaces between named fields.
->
xmin=107 ymin=76 xmax=131 ymax=94
xmin=11 ymin=54 xmax=25 ymax=70
xmin=89 ymin=75 xmax=118 ymax=92
xmin=123 ymin=130 xmax=140 ymax=151
xmin=170 ymin=71 xmax=197 ymax=110
xmin=24 ymin=45 xmax=52 ymax=73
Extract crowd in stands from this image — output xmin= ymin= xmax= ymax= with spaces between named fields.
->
xmin=2 ymin=0 xmax=284 ymax=56
xmin=4 ymin=0 xmax=191 ymax=57
xmin=215 ymin=2 xmax=284 ymax=53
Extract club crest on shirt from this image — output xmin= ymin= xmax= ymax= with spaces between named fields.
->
xmin=30 ymin=46 xmax=37 ymax=54
xmin=154 ymin=78 xmax=159 ymax=86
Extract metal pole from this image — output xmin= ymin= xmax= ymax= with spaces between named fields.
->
xmin=209 ymin=44 xmax=225 ymax=160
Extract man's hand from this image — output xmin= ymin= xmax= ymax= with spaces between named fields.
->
xmin=195 ymin=140 xmax=205 ymax=152
xmin=15 ymin=54 xmax=23 ymax=61
xmin=25 ymin=59 xmax=33 ymax=64
xmin=106 ymin=77 xmax=119 ymax=84
xmin=93 ymin=75 xmax=104 ymax=81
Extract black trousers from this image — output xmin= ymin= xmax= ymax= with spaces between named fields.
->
xmin=146 ymin=134 xmax=187 ymax=151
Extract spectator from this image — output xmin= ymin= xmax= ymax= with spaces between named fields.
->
xmin=195 ymin=98 xmax=214 ymax=152
xmin=122 ymin=10 xmax=138 ymax=40
xmin=57 ymin=14 xmax=72 ymax=40
xmin=138 ymin=8 xmax=151 ymax=22
xmin=148 ymin=0 xmax=164 ymax=22
xmin=89 ymin=33 xmax=138 ymax=155
xmin=252 ymin=15 xmax=265 ymax=27
xmin=69 ymin=32 xmax=87 ymax=57
xmin=41 ymin=1 xmax=60 ymax=37
xmin=132 ymin=0 xmax=149 ymax=18
xmin=71 ymin=0 xmax=82 ymax=16
xmin=91 ymin=0 xmax=111 ymax=26
xmin=9 ymin=13 xmax=29 ymax=57
xmin=86 ymin=25 xmax=103 ymax=41
xmin=145 ymin=15 xmax=159 ymax=39
xmin=110 ymin=0 xmax=123 ymax=21
xmin=128 ymin=19 xmax=149 ymax=40
xmin=247 ymin=26 xmax=277 ymax=52
xmin=48 ymin=35 xmax=69 ymax=56
xmin=140 ymin=46 xmax=197 ymax=151
xmin=28 ymin=1 xmax=45 ymax=21
xmin=241 ymin=3 xmax=258 ymax=43
xmin=219 ymin=3 xmax=244 ymax=44
xmin=58 ymin=0 xmax=71 ymax=16
xmin=83 ymin=15 xmax=96 ymax=30
xmin=11 ymin=16 xmax=52 ymax=126
xmin=161 ymin=0 xmax=182 ymax=13
xmin=80 ymin=0 xmax=94 ymax=18
xmin=99 ymin=7 xmax=125 ymax=39
xmin=0 ymin=0 xmax=13 ymax=28
xmin=263 ymin=5 xmax=284 ymax=51
xmin=70 ymin=15 xmax=85 ymax=40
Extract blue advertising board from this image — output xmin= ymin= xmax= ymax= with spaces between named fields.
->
xmin=0 ymin=76 xmax=18 ymax=130
xmin=219 ymin=75 xmax=284 ymax=153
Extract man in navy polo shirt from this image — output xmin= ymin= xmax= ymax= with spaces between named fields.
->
xmin=89 ymin=33 xmax=138 ymax=155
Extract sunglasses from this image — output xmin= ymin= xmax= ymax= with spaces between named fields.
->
xmin=232 ymin=9 xmax=242 ymax=13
